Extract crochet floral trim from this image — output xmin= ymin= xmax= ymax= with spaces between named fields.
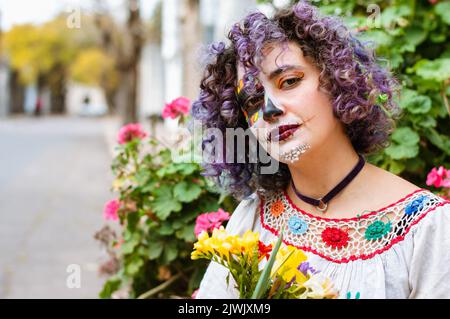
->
xmin=364 ymin=221 xmax=392 ymax=240
xmin=270 ymin=200 xmax=285 ymax=217
xmin=405 ymin=195 xmax=429 ymax=215
xmin=321 ymin=227 xmax=350 ymax=249
xmin=260 ymin=189 xmax=449 ymax=263
xmin=288 ymin=216 xmax=308 ymax=235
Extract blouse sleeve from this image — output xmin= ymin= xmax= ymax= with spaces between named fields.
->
xmin=195 ymin=193 xmax=260 ymax=299
xmin=409 ymin=202 xmax=450 ymax=298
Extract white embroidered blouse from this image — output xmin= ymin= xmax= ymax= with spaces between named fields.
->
xmin=196 ymin=188 xmax=450 ymax=299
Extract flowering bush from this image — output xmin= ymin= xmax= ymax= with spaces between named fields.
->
xmin=191 ymin=227 xmax=338 ymax=299
xmin=162 ymin=97 xmax=191 ymax=120
xmin=194 ymin=208 xmax=230 ymax=237
xmin=103 ymin=199 xmax=121 ymax=221
xmin=95 ymin=98 xmax=237 ymax=298
xmin=426 ymin=166 xmax=450 ymax=200
xmin=117 ymin=123 xmax=148 ymax=145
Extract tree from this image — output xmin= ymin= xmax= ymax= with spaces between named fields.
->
xmin=94 ymin=0 xmax=145 ymax=124
xmin=4 ymin=18 xmax=78 ymax=113
xmin=180 ymin=0 xmax=202 ymax=100
xmin=70 ymin=47 xmax=119 ymax=114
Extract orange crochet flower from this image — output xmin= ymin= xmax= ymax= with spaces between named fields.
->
xmin=270 ymin=200 xmax=285 ymax=217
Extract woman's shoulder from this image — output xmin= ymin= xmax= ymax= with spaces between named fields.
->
xmin=225 ymin=192 xmax=262 ymax=236
xmin=363 ymin=164 xmax=422 ymax=205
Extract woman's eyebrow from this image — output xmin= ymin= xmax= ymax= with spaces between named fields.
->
xmin=268 ymin=65 xmax=305 ymax=80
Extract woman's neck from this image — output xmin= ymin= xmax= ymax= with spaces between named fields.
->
xmin=287 ymin=136 xmax=361 ymax=200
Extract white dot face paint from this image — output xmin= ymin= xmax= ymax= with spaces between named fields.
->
xmin=280 ymin=143 xmax=311 ymax=163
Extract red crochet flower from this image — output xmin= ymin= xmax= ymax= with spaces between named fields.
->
xmin=321 ymin=227 xmax=349 ymax=249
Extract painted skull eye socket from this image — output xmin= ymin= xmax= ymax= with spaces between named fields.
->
xmin=243 ymin=93 xmax=264 ymax=114
xmin=236 ymin=82 xmax=265 ymax=115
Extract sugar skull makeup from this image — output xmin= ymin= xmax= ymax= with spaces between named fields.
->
xmin=236 ymin=79 xmax=265 ymax=127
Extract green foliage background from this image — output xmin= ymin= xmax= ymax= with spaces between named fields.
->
xmin=97 ymin=137 xmax=237 ymax=298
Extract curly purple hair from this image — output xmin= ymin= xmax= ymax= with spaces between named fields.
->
xmin=191 ymin=1 xmax=401 ymax=200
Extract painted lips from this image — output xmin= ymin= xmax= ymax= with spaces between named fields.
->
xmin=268 ymin=124 xmax=301 ymax=142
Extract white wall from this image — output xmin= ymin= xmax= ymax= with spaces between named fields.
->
xmin=138 ymin=42 xmax=165 ymax=118
xmin=66 ymin=82 xmax=108 ymax=116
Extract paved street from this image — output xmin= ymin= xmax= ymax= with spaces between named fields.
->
xmin=0 ymin=115 xmax=117 ymax=298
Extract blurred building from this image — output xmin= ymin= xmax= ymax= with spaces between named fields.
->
xmin=66 ymin=82 xmax=108 ymax=117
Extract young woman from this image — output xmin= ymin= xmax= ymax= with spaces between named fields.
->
xmin=191 ymin=1 xmax=450 ymax=298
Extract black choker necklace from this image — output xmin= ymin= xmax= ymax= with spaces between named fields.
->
xmin=291 ymin=154 xmax=365 ymax=212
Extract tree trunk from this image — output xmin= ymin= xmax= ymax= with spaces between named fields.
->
xmin=48 ymin=65 xmax=66 ymax=114
xmin=9 ymin=70 xmax=25 ymax=114
xmin=94 ymin=0 xmax=143 ymax=124
xmin=116 ymin=67 xmax=138 ymax=124
xmin=180 ymin=0 xmax=201 ymax=100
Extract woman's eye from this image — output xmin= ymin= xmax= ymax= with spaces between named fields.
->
xmin=280 ymin=77 xmax=302 ymax=89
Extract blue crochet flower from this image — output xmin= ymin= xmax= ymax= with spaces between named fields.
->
xmin=288 ymin=216 xmax=308 ymax=235
xmin=405 ymin=195 xmax=429 ymax=216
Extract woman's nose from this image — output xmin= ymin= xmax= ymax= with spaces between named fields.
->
xmin=263 ymin=97 xmax=284 ymax=122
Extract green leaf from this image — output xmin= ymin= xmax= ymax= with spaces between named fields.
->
xmin=99 ymin=277 xmax=121 ymax=299
xmin=385 ymin=127 xmax=420 ymax=160
xmin=390 ymin=127 xmax=420 ymax=146
xmin=380 ymin=5 xmax=412 ymax=29
xmin=174 ymin=181 xmax=202 ymax=203
xmin=414 ymin=58 xmax=450 ymax=82
xmin=385 ymin=143 xmax=419 ymax=160
xmin=162 ymin=242 xmax=178 ymax=264
xmin=141 ymin=179 xmax=159 ymax=193
xmin=125 ymin=256 xmax=144 ymax=276
xmin=407 ymin=95 xmax=432 ymax=114
xmin=423 ymin=128 xmax=450 ymax=156
xmin=148 ymin=241 xmax=164 ymax=260
xmin=121 ymin=233 xmax=140 ymax=255
xmin=358 ymin=30 xmax=393 ymax=48
xmin=400 ymin=89 xmax=432 ymax=114
xmin=175 ymin=163 xmax=199 ymax=175
xmin=175 ymin=224 xmax=196 ymax=242
xmin=156 ymin=164 xmax=178 ymax=178
xmin=400 ymin=27 xmax=427 ymax=53
xmin=126 ymin=212 xmax=140 ymax=232
xmin=435 ymin=2 xmax=450 ymax=25
xmin=135 ymin=168 xmax=151 ymax=186
xmin=388 ymin=160 xmax=406 ymax=175
xmin=158 ymin=222 xmax=175 ymax=235
xmin=412 ymin=114 xmax=437 ymax=128
xmin=149 ymin=185 xmax=182 ymax=220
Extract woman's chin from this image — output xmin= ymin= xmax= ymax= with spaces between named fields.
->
xmin=266 ymin=138 xmax=312 ymax=164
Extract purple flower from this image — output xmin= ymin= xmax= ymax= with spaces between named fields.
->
xmin=298 ymin=261 xmax=319 ymax=276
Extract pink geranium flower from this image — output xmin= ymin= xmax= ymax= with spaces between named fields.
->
xmin=117 ymin=123 xmax=148 ymax=144
xmin=426 ymin=166 xmax=450 ymax=188
xmin=194 ymin=208 xmax=231 ymax=238
xmin=103 ymin=199 xmax=121 ymax=221
xmin=162 ymin=97 xmax=191 ymax=119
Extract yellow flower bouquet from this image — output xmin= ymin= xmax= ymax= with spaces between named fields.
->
xmin=191 ymin=226 xmax=338 ymax=299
